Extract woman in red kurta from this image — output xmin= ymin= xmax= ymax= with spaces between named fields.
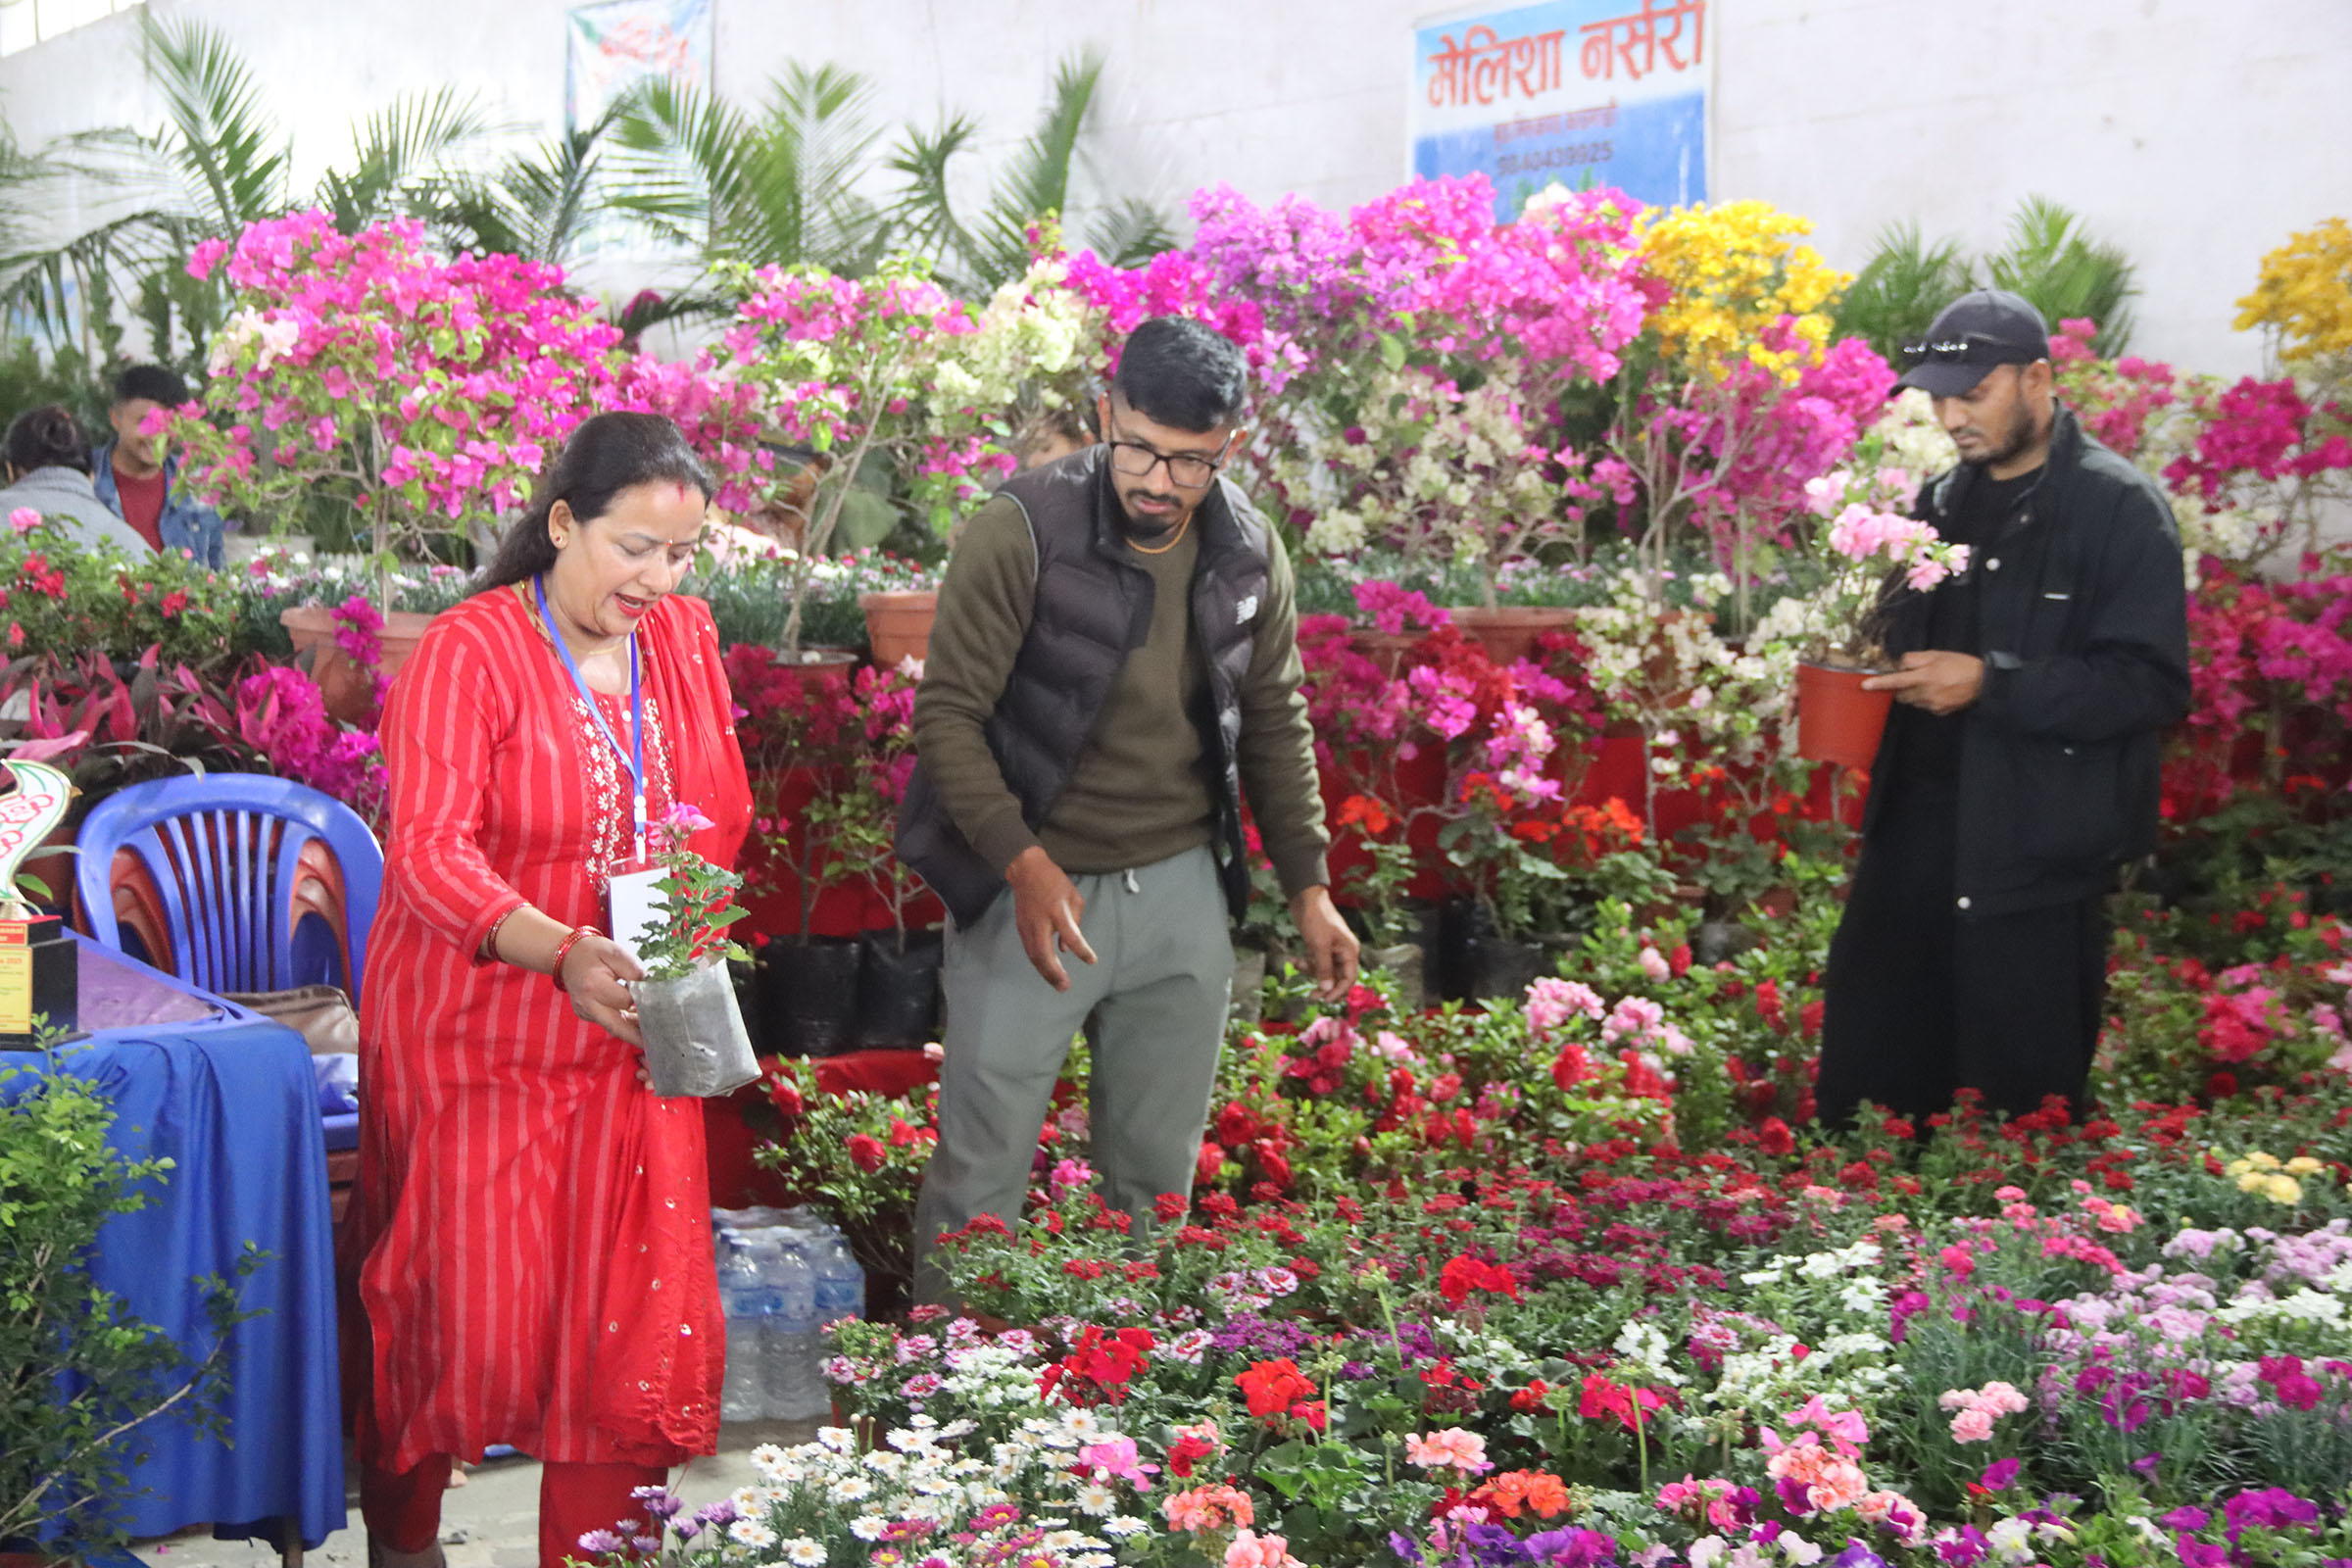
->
xmin=346 ymin=413 xmax=753 ymax=1568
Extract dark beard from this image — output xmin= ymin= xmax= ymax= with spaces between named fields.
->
xmin=1982 ymin=400 xmax=2041 ymax=467
xmin=1115 ymin=495 xmax=1187 ymax=541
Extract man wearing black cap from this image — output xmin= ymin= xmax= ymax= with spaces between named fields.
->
xmin=1816 ymin=289 xmax=2189 ymax=1129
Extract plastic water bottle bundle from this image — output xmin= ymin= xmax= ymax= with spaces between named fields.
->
xmin=749 ymin=1231 xmax=828 ymax=1420
xmin=714 ymin=1234 xmax=771 ymax=1424
xmin=809 ymin=1231 xmax=866 ymax=1324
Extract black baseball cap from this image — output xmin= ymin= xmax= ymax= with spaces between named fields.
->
xmin=1893 ymin=289 xmax=2051 ymax=397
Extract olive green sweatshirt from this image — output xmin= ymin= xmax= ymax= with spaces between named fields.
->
xmin=911 ymin=491 xmax=1331 ymax=899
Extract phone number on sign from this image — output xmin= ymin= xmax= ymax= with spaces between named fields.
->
xmin=1496 ymin=140 xmax=1614 ymax=175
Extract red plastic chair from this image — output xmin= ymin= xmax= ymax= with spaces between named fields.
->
xmin=74 ymin=774 xmax=382 ymax=1005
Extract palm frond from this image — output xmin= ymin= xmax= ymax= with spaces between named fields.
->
xmin=318 ymin=86 xmax=494 ymax=234
xmin=1833 ymin=219 xmax=1975 ymax=366
xmin=138 ymin=10 xmax=290 ymax=230
xmin=431 ymin=100 xmax=622 ymax=264
xmin=1984 ymin=195 xmax=2138 ymax=355
xmin=969 ymin=51 xmax=1102 ymax=282
xmin=887 ymin=114 xmax=983 ymax=279
xmin=612 ymin=66 xmax=886 ymax=275
xmin=1083 ymin=196 xmax=1178 ymax=270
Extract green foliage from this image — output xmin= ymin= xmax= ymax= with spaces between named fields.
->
xmin=612 ymin=66 xmax=893 ymax=282
xmin=889 ymin=50 xmax=1175 ymax=295
xmin=1984 ymin=195 xmax=2139 ymax=355
xmin=1831 ymin=219 xmax=1973 ymax=367
xmin=1834 ymin=197 xmax=2141 ymax=365
xmin=0 ymin=1049 xmax=260 ymax=1552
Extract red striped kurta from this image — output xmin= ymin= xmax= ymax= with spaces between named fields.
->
xmin=349 ymin=586 xmax=752 ymax=1472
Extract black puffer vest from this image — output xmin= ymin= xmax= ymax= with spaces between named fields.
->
xmin=895 ymin=447 xmax=1273 ymax=929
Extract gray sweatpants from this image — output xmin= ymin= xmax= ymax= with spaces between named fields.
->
xmin=911 ymin=845 xmax=1232 ymax=1302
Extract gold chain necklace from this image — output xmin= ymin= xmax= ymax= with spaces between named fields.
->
xmin=1128 ymin=514 xmax=1193 ymax=556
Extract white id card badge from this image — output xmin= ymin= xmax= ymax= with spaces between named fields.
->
xmin=606 ymin=864 xmax=671 ymax=963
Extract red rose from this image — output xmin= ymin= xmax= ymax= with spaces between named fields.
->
xmin=1756 ymin=1117 xmax=1795 ymax=1157
xmin=846 ymin=1133 xmax=887 ymax=1172
xmin=765 ymin=1074 xmax=805 ymax=1118
xmin=1196 ymin=1141 xmax=1227 ymax=1187
xmin=1152 ymin=1192 xmax=1189 ymax=1222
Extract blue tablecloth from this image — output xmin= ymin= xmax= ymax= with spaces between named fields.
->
xmin=0 ymin=936 xmax=347 ymax=1549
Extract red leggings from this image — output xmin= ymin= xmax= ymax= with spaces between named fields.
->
xmin=361 ymin=1454 xmax=666 ymax=1568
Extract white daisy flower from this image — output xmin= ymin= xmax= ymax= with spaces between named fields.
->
xmin=783 ymin=1540 xmax=826 ymax=1567
xmin=849 ymin=1515 xmax=889 ymax=1542
xmin=726 ymin=1519 xmax=776 ymax=1548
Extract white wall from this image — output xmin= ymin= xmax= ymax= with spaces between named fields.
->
xmin=2 ymin=0 xmax=2345 ymax=376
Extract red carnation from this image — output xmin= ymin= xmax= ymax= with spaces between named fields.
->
xmin=847 ymin=1133 xmax=887 ymax=1172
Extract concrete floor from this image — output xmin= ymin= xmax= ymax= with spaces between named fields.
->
xmin=128 ymin=1421 xmax=825 ymax=1568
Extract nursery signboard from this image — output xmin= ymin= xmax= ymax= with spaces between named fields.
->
xmin=1410 ymin=0 xmax=1711 ymax=220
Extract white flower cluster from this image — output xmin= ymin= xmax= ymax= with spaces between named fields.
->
xmin=708 ymin=1415 xmax=1133 ymax=1567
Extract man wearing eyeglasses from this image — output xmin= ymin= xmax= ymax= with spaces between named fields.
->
xmin=1817 ymin=289 xmax=2189 ymax=1131
xmin=898 ymin=317 xmax=1354 ymax=1296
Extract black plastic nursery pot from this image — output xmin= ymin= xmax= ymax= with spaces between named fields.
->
xmin=856 ymin=928 xmax=944 ymax=1049
xmin=1437 ymin=898 xmax=1548 ymax=1004
xmin=758 ymin=936 xmax=862 ymax=1057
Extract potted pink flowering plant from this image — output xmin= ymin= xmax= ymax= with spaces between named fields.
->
xmin=624 ymin=803 xmax=759 ymax=1098
xmin=1755 ymin=465 xmax=1969 ymax=774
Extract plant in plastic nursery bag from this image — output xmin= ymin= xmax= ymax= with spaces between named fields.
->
xmin=630 ymin=803 xmax=760 ymax=1098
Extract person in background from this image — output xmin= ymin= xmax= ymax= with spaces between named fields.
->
xmin=1011 ymin=404 xmax=1093 ymax=469
xmin=343 ymin=412 xmax=753 ymax=1568
xmin=92 ymin=363 xmax=224 ymax=567
xmin=898 ymin=318 xmax=1357 ymax=1303
xmin=1816 ymin=290 xmax=2189 ymax=1130
xmin=0 ymin=403 xmax=149 ymax=555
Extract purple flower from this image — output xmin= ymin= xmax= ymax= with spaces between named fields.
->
xmin=2132 ymin=1453 xmax=2164 ymax=1477
xmin=1833 ymin=1542 xmax=1888 ymax=1568
xmin=2176 ymin=1538 xmax=2229 ymax=1568
xmin=2223 ymin=1488 xmax=2320 ymax=1544
xmin=573 ymin=1530 xmax=622 ymax=1556
xmin=2159 ymin=1508 xmax=2210 ymax=1534
xmin=1525 ymin=1529 xmax=1617 ymax=1568
xmin=1978 ymin=1459 xmax=2021 ymax=1493
xmin=630 ymin=1486 xmax=683 ymax=1520
xmin=1934 ymin=1528 xmax=1989 ymax=1567
xmin=1392 ymin=1533 xmax=1428 ymax=1565
xmin=693 ymin=1500 xmax=737 ymax=1527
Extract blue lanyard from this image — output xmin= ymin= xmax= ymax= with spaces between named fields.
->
xmin=535 ymin=574 xmax=647 ymax=857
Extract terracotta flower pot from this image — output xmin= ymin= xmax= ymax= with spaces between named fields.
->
xmin=279 ymin=605 xmax=436 ymax=725
xmin=1348 ymin=627 xmax=1425 ymax=678
xmin=1446 ymin=606 xmax=1575 ymax=667
xmin=1795 ymin=660 xmax=1893 ymax=775
xmin=858 ymin=590 xmax=938 ymax=670
xmin=769 ymin=648 xmax=864 ymax=693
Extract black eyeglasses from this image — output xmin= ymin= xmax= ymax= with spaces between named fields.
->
xmin=1900 ymin=331 xmax=2042 ymax=367
xmin=1105 ymin=421 xmax=1233 ymax=491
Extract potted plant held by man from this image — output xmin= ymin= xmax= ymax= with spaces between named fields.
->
xmin=1757 ymin=494 xmax=1970 ymax=777
xmin=624 ymin=804 xmax=761 ymax=1099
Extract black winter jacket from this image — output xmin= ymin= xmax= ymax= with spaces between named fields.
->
xmin=1862 ymin=404 xmax=2191 ymax=916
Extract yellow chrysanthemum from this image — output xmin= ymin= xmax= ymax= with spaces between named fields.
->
xmin=2234 ymin=218 xmax=2352 ymax=365
xmin=1634 ymin=200 xmax=1850 ymax=384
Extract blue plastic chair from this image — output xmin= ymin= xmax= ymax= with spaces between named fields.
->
xmin=75 ymin=774 xmax=383 ymax=1007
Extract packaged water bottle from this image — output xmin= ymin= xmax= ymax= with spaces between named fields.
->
xmin=810 ymin=1233 xmax=865 ymax=1324
xmin=716 ymin=1240 xmax=769 ymax=1423
xmin=753 ymin=1234 xmax=819 ymax=1420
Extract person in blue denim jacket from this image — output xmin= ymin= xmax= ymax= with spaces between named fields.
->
xmin=91 ymin=364 xmax=226 ymax=568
